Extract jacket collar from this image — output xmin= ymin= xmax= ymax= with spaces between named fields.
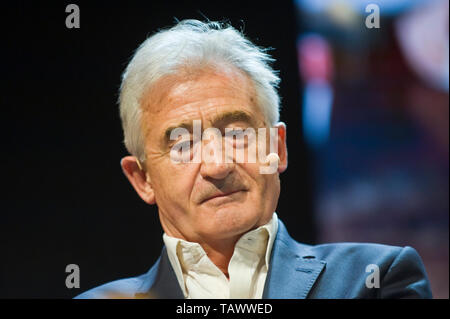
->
xmin=134 ymin=247 xmax=184 ymax=299
xmin=135 ymin=219 xmax=326 ymax=299
xmin=262 ymin=220 xmax=326 ymax=299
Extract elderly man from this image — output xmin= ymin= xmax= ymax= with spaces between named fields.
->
xmin=76 ymin=20 xmax=432 ymax=299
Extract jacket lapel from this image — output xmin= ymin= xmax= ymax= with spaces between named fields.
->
xmin=263 ymin=220 xmax=326 ymax=299
xmin=135 ymin=247 xmax=185 ymax=299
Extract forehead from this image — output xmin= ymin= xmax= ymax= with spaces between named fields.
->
xmin=140 ymin=68 xmax=265 ymax=137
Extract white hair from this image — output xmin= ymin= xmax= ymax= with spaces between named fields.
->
xmin=119 ymin=19 xmax=281 ymax=162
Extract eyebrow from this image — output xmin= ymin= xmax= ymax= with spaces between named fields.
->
xmin=162 ymin=110 xmax=257 ymax=145
xmin=211 ymin=110 xmax=255 ymax=128
xmin=164 ymin=122 xmax=193 ymax=144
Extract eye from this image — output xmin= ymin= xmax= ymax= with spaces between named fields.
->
xmin=175 ymin=140 xmax=192 ymax=152
xmin=169 ymin=139 xmax=194 ymax=163
xmin=224 ymin=129 xmax=247 ymax=149
xmin=229 ymin=129 xmax=244 ymax=138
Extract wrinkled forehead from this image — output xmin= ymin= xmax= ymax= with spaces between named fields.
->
xmin=140 ymin=66 xmax=258 ymax=117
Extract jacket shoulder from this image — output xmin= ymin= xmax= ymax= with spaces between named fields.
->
xmin=301 ymin=242 xmax=432 ymax=298
xmin=74 ymin=276 xmax=145 ymax=299
xmin=74 ymin=258 xmax=160 ymax=299
xmin=308 ymin=241 xmax=404 ymax=261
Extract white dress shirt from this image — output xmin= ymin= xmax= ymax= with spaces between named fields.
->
xmin=163 ymin=213 xmax=278 ymax=299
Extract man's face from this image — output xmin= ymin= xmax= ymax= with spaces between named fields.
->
xmin=138 ymin=68 xmax=286 ymax=244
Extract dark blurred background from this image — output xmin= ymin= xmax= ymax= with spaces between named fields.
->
xmin=295 ymin=0 xmax=448 ymax=298
xmin=1 ymin=1 xmax=448 ymax=298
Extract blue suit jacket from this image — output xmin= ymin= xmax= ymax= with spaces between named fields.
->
xmin=76 ymin=220 xmax=432 ymax=299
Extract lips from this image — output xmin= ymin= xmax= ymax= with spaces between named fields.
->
xmin=201 ymin=189 xmax=245 ymax=204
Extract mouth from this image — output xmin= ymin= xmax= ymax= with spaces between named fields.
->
xmin=201 ymin=190 xmax=246 ymax=204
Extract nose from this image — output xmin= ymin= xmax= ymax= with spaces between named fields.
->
xmin=200 ymin=160 xmax=234 ymax=180
xmin=199 ymin=142 xmax=234 ymax=180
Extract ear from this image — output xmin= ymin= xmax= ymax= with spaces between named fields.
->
xmin=275 ymin=122 xmax=288 ymax=173
xmin=120 ymin=156 xmax=156 ymax=205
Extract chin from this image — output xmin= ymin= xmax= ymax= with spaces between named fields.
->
xmin=197 ymin=205 xmax=262 ymax=239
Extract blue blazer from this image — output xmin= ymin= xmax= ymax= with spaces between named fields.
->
xmin=76 ymin=220 xmax=432 ymax=299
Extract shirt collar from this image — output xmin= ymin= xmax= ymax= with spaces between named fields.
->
xmin=234 ymin=212 xmax=278 ymax=268
xmin=163 ymin=213 xmax=278 ymax=295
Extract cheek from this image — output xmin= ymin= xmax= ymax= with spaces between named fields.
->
xmin=241 ymin=163 xmax=279 ymax=201
xmin=240 ymin=163 xmax=267 ymax=194
xmin=151 ymin=162 xmax=199 ymax=205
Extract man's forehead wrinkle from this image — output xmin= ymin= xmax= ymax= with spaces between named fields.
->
xmin=141 ymin=75 xmax=184 ymax=115
xmin=167 ymin=83 xmax=249 ymax=111
xmin=141 ymin=65 xmax=257 ymax=115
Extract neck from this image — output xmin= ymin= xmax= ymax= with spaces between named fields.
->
xmin=197 ymin=236 xmax=241 ymax=278
xmin=159 ymin=215 xmax=244 ymax=277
